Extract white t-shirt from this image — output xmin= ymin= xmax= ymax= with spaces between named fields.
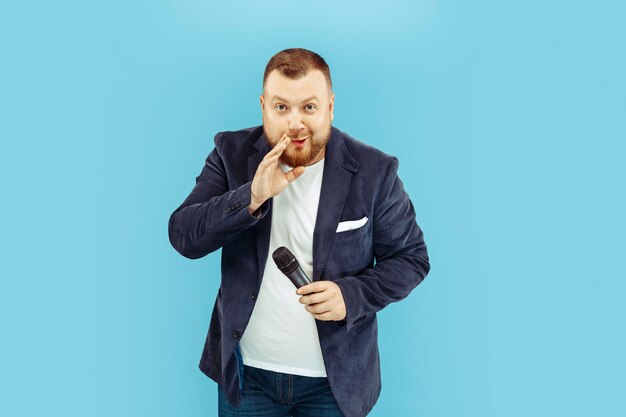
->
xmin=239 ymin=158 xmax=327 ymax=377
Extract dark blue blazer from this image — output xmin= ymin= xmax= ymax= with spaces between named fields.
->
xmin=168 ymin=125 xmax=430 ymax=417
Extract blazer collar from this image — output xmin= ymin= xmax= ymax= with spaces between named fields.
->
xmin=312 ymin=127 xmax=358 ymax=280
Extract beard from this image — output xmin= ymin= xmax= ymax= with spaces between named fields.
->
xmin=263 ymin=123 xmax=332 ymax=167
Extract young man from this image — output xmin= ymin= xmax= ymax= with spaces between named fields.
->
xmin=168 ymin=48 xmax=430 ymax=417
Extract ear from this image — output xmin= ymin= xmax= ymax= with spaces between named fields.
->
xmin=259 ymin=94 xmax=265 ymax=112
xmin=329 ymin=92 xmax=335 ymax=122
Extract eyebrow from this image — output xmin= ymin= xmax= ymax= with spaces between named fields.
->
xmin=271 ymin=95 xmax=320 ymax=103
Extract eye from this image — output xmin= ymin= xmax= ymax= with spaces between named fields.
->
xmin=305 ymin=104 xmax=317 ymax=112
xmin=275 ymin=104 xmax=287 ymax=112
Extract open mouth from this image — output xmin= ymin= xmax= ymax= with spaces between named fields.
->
xmin=292 ymin=136 xmax=308 ymax=145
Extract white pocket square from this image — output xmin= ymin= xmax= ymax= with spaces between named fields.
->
xmin=336 ymin=216 xmax=368 ymax=233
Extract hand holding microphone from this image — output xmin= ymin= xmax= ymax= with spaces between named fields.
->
xmin=272 ymin=246 xmax=346 ymax=322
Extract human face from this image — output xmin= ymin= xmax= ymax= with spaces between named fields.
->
xmin=260 ymin=69 xmax=335 ymax=167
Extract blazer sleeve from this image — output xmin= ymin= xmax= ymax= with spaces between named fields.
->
xmin=168 ymin=132 xmax=270 ymax=259
xmin=333 ymin=158 xmax=430 ymax=332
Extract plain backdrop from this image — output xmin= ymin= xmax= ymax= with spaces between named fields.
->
xmin=1 ymin=1 xmax=625 ymax=416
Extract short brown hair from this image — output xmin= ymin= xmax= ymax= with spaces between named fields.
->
xmin=262 ymin=48 xmax=332 ymax=93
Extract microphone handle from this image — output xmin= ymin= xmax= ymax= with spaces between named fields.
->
xmin=285 ymin=267 xmax=312 ymax=288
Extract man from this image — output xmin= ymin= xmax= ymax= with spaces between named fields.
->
xmin=168 ymin=48 xmax=430 ymax=417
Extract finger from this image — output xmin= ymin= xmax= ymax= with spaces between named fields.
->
xmin=296 ymin=281 xmax=330 ymax=295
xmin=284 ymin=166 xmax=305 ymax=183
xmin=263 ymin=144 xmax=285 ymax=162
xmin=259 ymin=154 xmax=279 ymax=167
xmin=298 ymin=291 xmax=328 ymax=305
xmin=305 ymin=301 xmax=332 ymax=314
xmin=311 ymin=312 xmax=333 ymax=321
xmin=265 ymin=135 xmax=290 ymax=159
xmin=268 ymin=133 xmax=288 ymax=153
xmin=256 ymin=156 xmax=279 ymax=178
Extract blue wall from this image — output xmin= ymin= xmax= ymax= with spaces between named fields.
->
xmin=2 ymin=1 xmax=624 ymax=416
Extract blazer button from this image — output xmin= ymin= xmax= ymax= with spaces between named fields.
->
xmin=251 ymin=291 xmax=257 ymax=300
xmin=233 ymin=331 xmax=240 ymax=339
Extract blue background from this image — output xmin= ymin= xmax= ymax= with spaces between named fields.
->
xmin=2 ymin=1 xmax=625 ymax=416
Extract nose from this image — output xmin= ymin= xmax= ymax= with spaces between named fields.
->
xmin=287 ymin=109 xmax=305 ymax=132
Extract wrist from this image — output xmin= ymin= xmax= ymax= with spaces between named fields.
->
xmin=249 ymin=190 xmax=265 ymax=212
xmin=247 ymin=204 xmax=261 ymax=216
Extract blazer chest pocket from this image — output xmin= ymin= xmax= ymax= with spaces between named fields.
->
xmin=334 ymin=216 xmax=370 ymax=242
xmin=329 ymin=215 xmax=374 ymax=275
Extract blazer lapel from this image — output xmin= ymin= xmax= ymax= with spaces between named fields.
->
xmin=312 ymin=127 xmax=359 ymax=281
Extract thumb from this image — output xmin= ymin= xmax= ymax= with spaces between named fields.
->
xmin=284 ymin=166 xmax=305 ymax=183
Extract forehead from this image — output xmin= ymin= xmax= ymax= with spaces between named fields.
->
xmin=264 ymin=69 xmax=329 ymax=101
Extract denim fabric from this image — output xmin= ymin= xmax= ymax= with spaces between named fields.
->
xmin=218 ymin=365 xmax=345 ymax=417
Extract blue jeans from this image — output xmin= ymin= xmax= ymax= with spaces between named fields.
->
xmin=218 ymin=364 xmax=346 ymax=417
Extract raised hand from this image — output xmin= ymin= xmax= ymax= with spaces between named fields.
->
xmin=248 ymin=134 xmax=305 ymax=215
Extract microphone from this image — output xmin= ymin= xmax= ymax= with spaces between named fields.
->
xmin=272 ymin=246 xmax=312 ymax=289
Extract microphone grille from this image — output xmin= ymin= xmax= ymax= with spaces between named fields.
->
xmin=272 ymin=246 xmax=299 ymax=275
